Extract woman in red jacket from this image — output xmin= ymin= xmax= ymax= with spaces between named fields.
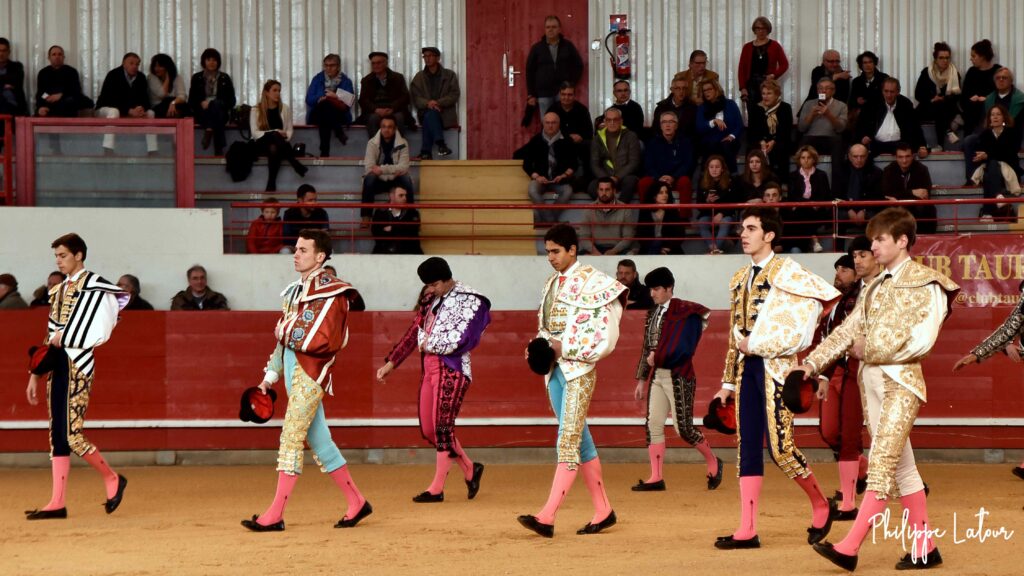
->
xmin=738 ymin=16 xmax=789 ymax=113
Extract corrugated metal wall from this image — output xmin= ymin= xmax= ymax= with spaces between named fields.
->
xmin=589 ymin=0 xmax=1024 ymax=123
xmin=0 ymin=0 xmax=465 ymax=123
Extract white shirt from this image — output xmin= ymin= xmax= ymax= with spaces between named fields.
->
xmin=875 ymin=101 xmax=901 ymax=142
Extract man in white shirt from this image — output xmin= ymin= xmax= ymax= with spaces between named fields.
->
xmin=857 ymin=77 xmax=928 ymax=159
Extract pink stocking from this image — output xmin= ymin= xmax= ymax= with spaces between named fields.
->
xmin=258 ymin=471 xmax=298 ymax=525
xmin=426 ymin=450 xmax=454 ymax=495
xmin=838 ymin=460 xmax=860 ymax=511
xmin=451 ymin=439 xmax=474 ymax=481
xmin=535 ymin=463 xmax=577 ymax=524
xmin=82 ymin=449 xmax=119 ymax=499
xmin=580 ymin=457 xmax=612 ymax=524
xmin=900 ymin=489 xmax=935 ymax=556
xmin=43 ymin=456 xmax=71 ymax=510
xmin=733 ymin=475 xmax=763 ymax=540
xmin=794 ymin=471 xmax=831 ymax=528
xmin=694 ymin=440 xmax=718 ymax=475
xmin=833 ymin=491 xmax=888 ymax=556
xmin=646 ymin=442 xmax=665 ymax=483
xmin=329 ymin=465 xmax=366 ymax=520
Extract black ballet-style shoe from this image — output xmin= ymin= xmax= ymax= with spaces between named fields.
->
xmin=834 ymin=507 xmax=859 ymax=521
xmin=466 ymin=463 xmax=485 ymax=500
xmin=412 ymin=491 xmax=444 ymax=503
xmin=714 ymin=534 xmax=761 ymax=549
xmin=334 ymin=501 xmax=373 ymax=528
xmin=517 ymin=514 xmax=554 ymax=538
xmin=856 ymin=476 xmax=868 ymax=494
xmin=631 ymin=479 xmax=666 ymax=491
xmin=813 ymin=541 xmax=858 ymax=571
xmin=241 ymin=514 xmax=285 ymax=532
xmin=923 ymin=482 xmax=930 ymax=497
xmin=895 ymin=547 xmax=943 ymax=570
xmin=576 ymin=510 xmax=617 ymax=535
xmin=25 ymin=508 xmax=68 ymax=520
xmin=708 ymin=456 xmax=725 ymax=490
xmin=104 ymin=475 xmax=128 ymax=514
xmin=807 ymin=499 xmax=838 ymax=545
xmin=1013 ymin=466 xmax=1024 ymax=480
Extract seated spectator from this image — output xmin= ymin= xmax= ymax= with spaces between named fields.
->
xmin=786 ymin=145 xmax=831 ymax=253
xmin=848 ymin=51 xmax=889 ymax=129
xmin=759 ymin=182 xmax=786 ymax=253
xmin=189 ymin=48 xmax=236 ymax=155
xmin=695 ymin=155 xmax=740 ymax=254
xmin=746 ymin=78 xmax=792 ymax=176
xmin=117 ymin=274 xmax=154 ymax=310
xmin=410 ymin=47 xmax=460 ymax=159
xmin=962 ymin=65 xmax=1020 ymax=181
xmin=518 ymin=111 xmax=576 ymax=224
xmin=695 ymin=79 xmax=743 ymax=173
xmin=960 ymin=39 xmax=1001 ymax=137
xmin=357 ymin=51 xmax=413 ymax=136
xmin=969 ymin=104 xmax=1022 ymax=220
xmin=549 ymin=82 xmax=592 ymax=182
xmin=371 ymin=184 xmax=423 ymax=254
xmin=637 ymin=182 xmax=685 ymax=255
xmin=679 ymin=50 xmax=718 ymax=106
xmin=798 ymin=77 xmax=848 ymax=159
xmin=323 ymin=265 xmax=366 ymax=311
xmin=148 ymin=53 xmax=190 ymax=118
xmin=589 ymin=107 xmax=641 ymax=202
xmin=738 ymin=16 xmax=789 ymax=112
xmin=608 ymin=80 xmax=645 ymax=136
xmin=170 ymin=265 xmax=229 ymax=311
xmin=735 ymin=149 xmax=776 ymax=201
xmin=639 ymin=110 xmax=694 ymax=217
xmin=652 ymin=73 xmax=697 ymax=142
xmin=95 ymin=52 xmax=157 ymax=155
xmin=304 ymin=53 xmax=354 ymax=158
xmin=525 ymin=15 xmax=584 ymax=118
xmin=36 ymin=45 xmax=93 ymax=117
xmin=282 ymin=185 xmax=329 ymax=246
xmin=0 ymin=38 xmax=27 ymax=116
xmin=247 ymin=197 xmax=286 ymax=254
xmin=857 ymin=77 xmax=927 ymax=159
xmin=29 ymin=271 xmax=65 ymax=307
xmin=250 ymin=79 xmax=307 ymax=192
xmin=616 ymin=259 xmax=655 ymax=310
xmin=581 ymin=177 xmax=638 ymax=255
xmin=881 ymin=142 xmax=936 ymax=234
xmin=361 ymin=115 xmax=414 ymax=223
xmin=805 ymin=49 xmax=851 ymax=103
xmin=0 ymin=273 xmax=29 ymax=309
xmin=914 ymin=42 xmax=962 ymax=150
xmin=833 ymin=143 xmax=884 ymax=232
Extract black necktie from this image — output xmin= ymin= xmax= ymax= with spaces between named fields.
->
xmin=751 ymin=265 xmax=762 ymax=284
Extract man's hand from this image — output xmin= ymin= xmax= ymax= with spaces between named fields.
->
xmin=527 ymin=96 xmax=537 ymax=107
xmin=911 ymin=188 xmax=929 ymax=200
xmin=861 ymin=136 xmax=872 ymax=146
xmin=370 ymin=165 xmax=384 ymax=176
xmin=851 ymin=337 xmax=866 ymax=360
xmin=376 ymin=361 xmax=395 ymax=383
xmin=646 ymin=351 xmax=656 ymax=367
xmin=549 ymin=339 xmax=562 ymax=359
xmin=48 ymin=330 xmax=63 ymax=348
xmin=952 ymin=353 xmax=978 ymax=372
xmin=713 ymin=388 xmax=734 ymax=403
xmin=47 ymin=93 xmax=62 ymax=103
xmin=26 ymin=374 xmax=40 ymax=405
xmin=428 ymin=100 xmax=441 ymax=111
xmin=1006 ymin=343 xmax=1021 ymax=363
xmin=38 ymin=107 xmax=50 ymax=117
xmin=129 ymin=106 xmax=146 ymax=118
xmin=167 ymin=102 xmax=179 ymax=118
xmin=257 ymin=380 xmax=272 ymax=395
xmin=737 ymin=336 xmax=750 ymax=355
xmin=973 ymin=151 xmax=988 ymax=163
xmin=634 ymin=379 xmax=645 ymax=401
xmin=816 ymin=376 xmax=830 ymax=400
xmin=200 ymin=100 xmax=210 ymax=110
xmin=658 ymin=175 xmax=674 ymax=185
xmin=569 ymin=134 xmax=583 ymax=144
xmin=713 ymin=119 xmax=727 ymax=131
xmin=762 ymin=140 xmax=775 ymax=153
xmin=834 ymin=70 xmax=851 ymax=81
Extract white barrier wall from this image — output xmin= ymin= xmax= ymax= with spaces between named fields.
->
xmin=0 ymin=207 xmax=841 ymax=310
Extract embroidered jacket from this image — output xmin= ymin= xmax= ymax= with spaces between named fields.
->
xmin=635 ymin=298 xmax=709 ymax=381
xmin=386 ymin=282 xmax=491 ymax=379
xmin=264 ymin=268 xmax=359 ymax=389
xmin=812 ymin=281 xmax=863 ymax=377
xmin=971 ymin=287 xmax=1024 ymax=361
xmin=721 ymin=256 xmax=841 ymax=388
xmin=537 ymin=262 xmax=628 ymax=381
xmin=805 ymin=259 xmax=960 ymax=402
xmin=46 ymin=271 xmax=129 ymax=377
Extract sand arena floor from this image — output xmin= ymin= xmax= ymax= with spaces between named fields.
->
xmin=1 ymin=463 xmax=1022 ymax=575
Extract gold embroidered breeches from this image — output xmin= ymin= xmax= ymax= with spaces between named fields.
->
xmin=277 ymin=370 xmax=324 ymax=475
xmin=548 ymin=366 xmax=598 ymax=470
xmin=861 ymin=365 xmax=924 ymax=499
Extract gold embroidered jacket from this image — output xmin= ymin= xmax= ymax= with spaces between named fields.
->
xmin=971 ymin=288 xmax=1024 ymax=361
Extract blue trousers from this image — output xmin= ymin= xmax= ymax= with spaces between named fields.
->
xmin=738 ymin=356 xmax=769 ymax=476
xmin=547 ymin=365 xmax=598 ymax=464
xmin=284 ymin=349 xmax=346 ymax=472
xmin=419 ymin=109 xmax=446 ymax=153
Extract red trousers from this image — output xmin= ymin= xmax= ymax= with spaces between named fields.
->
xmin=818 ymin=360 xmax=866 ymax=461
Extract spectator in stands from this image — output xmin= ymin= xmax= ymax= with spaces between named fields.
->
xmin=616 ymin=259 xmax=655 ymax=310
xmin=322 ymin=264 xmax=367 ymax=311
xmin=525 ymin=15 xmax=583 ymax=121
xmin=305 ymin=53 xmax=354 ymax=158
xmin=246 ymin=197 xmax=285 ymax=254
xmin=371 ymin=184 xmax=423 ymax=254
xmin=0 ymin=273 xmax=28 ymax=309
xmin=679 ymin=50 xmax=718 ymax=106
xmin=95 ymin=52 xmax=157 ymax=155
xmin=116 ymin=274 xmax=154 ymax=311
xmin=881 ymin=142 xmax=936 ymax=233
xmin=361 ymin=115 xmax=413 ymax=223
xmin=746 ymin=78 xmax=792 ymax=177
xmin=282 ymin=184 xmax=329 ymax=246
xmin=848 ymin=51 xmax=889 ymax=125
xmin=806 ymin=49 xmax=851 ymax=103
xmin=695 ymin=155 xmax=739 ymax=255
xmin=970 ymin=104 xmax=1022 ymax=220
xmin=171 ymin=265 xmax=229 ymax=311
xmin=189 ymin=48 xmax=236 ymax=155
xmin=738 ymin=16 xmax=789 ymax=112
xmin=696 ymin=79 xmax=743 ymax=173
xmin=549 ymin=82 xmax=592 ymax=182
xmin=608 ymin=80 xmax=645 ymax=136
xmin=637 ymin=181 xmax=685 ymax=255
xmin=962 ymin=65 xmax=1019 ymax=181
xmin=960 ymin=39 xmax=1001 ymax=137
xmin=833 ymin=143 xmax=884 ymax=232
xmin=519 ymin=111 xmax=576 ymax=225
xmin=36 ymin=45 xmax=92 ymax=117
xmin=640 ymin=110 xmax=694 ymax=215
xmin=760 ymin=182 xmax=786 ymax=253
xmin=358 ymin=51 xmax=412 ymax=136
xmin=652 ymin=73 xmax=697 ymax=143
xmin=857 ymin=77 xmax=928 ymax=159
xmin=29 ymin=271 xmax=64 ymax=307
xmin=736 ymin=149 xmax=776 ymax=201
xmin=250 ymin=79 xmax=307 ymax=192
xmin=148 ymin=53 xmax=190 ymax=119
xmin=589 ymin=107 xmax=642 ymax=202
xmin=786 ymin=145 xmax=832 ymax=253
xmin=0 ymin=38 xmax=27 ymax=117
xmin=581 ymin=177 xmax=638 ymax=255
xmin=798 ymin=77 xmax=848 ymax=160
xmin=914 ymin=42 xmax=962 ymax=151
xmin=410 ymin=47 xmax=460 ymax=160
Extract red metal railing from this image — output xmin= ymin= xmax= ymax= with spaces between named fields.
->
xmin=0 ymin=114 xmax=12 ymax=205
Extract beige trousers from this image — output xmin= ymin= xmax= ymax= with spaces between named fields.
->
xmin=861 ymin=365 xmax=925 ymax=499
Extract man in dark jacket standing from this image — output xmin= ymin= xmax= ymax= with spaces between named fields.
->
xmin=526 ymin=16 xmax=583 ymax=120
xmin=518 ymin=111 xmax=577 ymax=224
xmin=358 ymin=51 xmax=412 ymax=137
xmin=410 ymin=47 xmax=460 ymax=160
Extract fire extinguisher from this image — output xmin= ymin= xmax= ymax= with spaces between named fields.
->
xmin=604 ymin=28 xmax=631 ymax=79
